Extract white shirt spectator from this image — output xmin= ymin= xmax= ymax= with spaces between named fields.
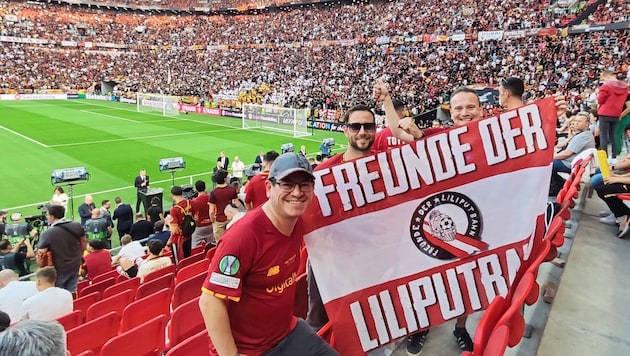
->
xmin=0 ymin=281 xmax=38 ymax=323
xmin=137 ymin=256 xmax=172 ymax=283
xmin=231 ymin=157 xmax=245 ymax=179
xmin=21 ymin=287 xmax=73 ymax=321
xmin=116 ymin=240 xmax=146 ymax=262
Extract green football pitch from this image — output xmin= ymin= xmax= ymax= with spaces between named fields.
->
xmin=0 ymin=99 xmax=346 ymax=219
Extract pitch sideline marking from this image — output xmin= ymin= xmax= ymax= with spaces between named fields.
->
xmin=0 ymin=125 xmax=48 ymax=147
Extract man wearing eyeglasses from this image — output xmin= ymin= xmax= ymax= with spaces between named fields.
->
xmin=200 ymin=153 xmax=338 ymax=356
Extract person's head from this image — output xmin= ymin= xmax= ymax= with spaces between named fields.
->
xmin=84 ymin=195 xmax=93 ymax=204
xmin=153 ymin=220 xmax=164 ymax=233
xmin=263 ymin=150 xmax=280 ymax=170
xmin=215 ymin=169 xmax=229 ymax=184
xmin=0 ymin=319 xmax=67 ymax=356
xmin=171 ymin=186 xmax=183 ymax=200
xmin=34 ymin=267 xmax=57 ymax=291
xmin=498 ymin=77 xmax=525 ymax=109
xmin=147 ymin=239 xmax=164 ymax=256
xmin=449 ymin=87 xmax=483 ymax=126
xmin=219 ymin=151 xmax=225 ymax=158
xmin=266 ymin=153 xmax=315 ymax=220
xmin=392 ymin=98 xmax=406 ymax=119
xmin=120 ymin=234 xmax=132 ymax=246
xmin=343 ymin=104 xmax=376 ymax=157
xmin=135 ymin=212 xmax=145 ymax=220
xmin=139 ymin=168 xmax=146 ymax=176
xmin=0 ymin=311 xmax=9 ymax=332
xmin=600 ymin=70 xmax=617 ymax=82
xmin=195 ymin=180 xmax=206 ymax=193
xmin=46 ymin=205 xmax=65 ymax=222
xmin=91 ymin=208 xmax=101 ymax=218
xmin=234 ymin=156 xmax=240 ymax=162
xmin=0 ymin=269 xmax=18 ymax=288
xmin=300 ymin=145 xmax=306 ymax=152
xmin=101 ymin=200 xmax=110 ymax=209
xmin=571 ymin=111 xmax=591 ymax=132
xmin=87 ymin=239 xmax=107 ymax=252
xmin=0 ymin=210 xmax=6 ymax=223
xmin=53 ymin=187 xmax=64 ymax=195
xmin=150 ymin=196 xmax=160 ymax=206
xmin=10 ymin=213 xmax=21 ymax=222
xmin=431 ymin=119 xmax=442 ymax=128
xmin=114 ymin=196 xmax=122 ymax=205
xmin=0 ymin=239 xmax=11 ymax=252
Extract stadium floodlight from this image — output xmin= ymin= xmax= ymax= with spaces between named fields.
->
xmin=242 ymin=103 xmax=311 ymax=138
xmin=281 ymin=143 xmax=295 ymax=154
xmin=137 ymin=93 xmax=180 ymax=117
xmin=51 ymin=167 xmax=89 ymax=185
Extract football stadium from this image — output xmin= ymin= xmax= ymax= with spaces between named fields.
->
xmin=0 ymin=0 xmax=629 ymax=355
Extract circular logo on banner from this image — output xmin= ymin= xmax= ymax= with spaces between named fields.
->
xmin=218 ymin=255 xmax=240 ymax=276
xmin=410 ymin=191 xmax=485 ymax=260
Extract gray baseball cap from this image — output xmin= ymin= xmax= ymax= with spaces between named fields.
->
xmin=268 ymin=153 xmax=314 ymax=181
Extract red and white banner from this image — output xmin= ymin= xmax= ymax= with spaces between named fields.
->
xmin=303 ymin=98 xmax=557 ymax=355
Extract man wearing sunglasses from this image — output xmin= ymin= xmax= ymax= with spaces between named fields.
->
xmin=200 ymin=153 xmax=338 ymax=356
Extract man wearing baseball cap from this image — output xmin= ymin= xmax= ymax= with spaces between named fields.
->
xmin=200 ymin=153 xmax=338 ymax=356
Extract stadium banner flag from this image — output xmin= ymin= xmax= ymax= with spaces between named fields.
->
xmin=303 ymin=98 xmax=557 ymax=355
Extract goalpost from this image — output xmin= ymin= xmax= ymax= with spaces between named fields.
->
xmin=136 ymin=93 xmax=181 ymax=116
xmin=242 ymin=104 xmax=311 ymax=137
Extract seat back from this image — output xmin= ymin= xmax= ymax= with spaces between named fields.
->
xmin=481 ymin=325 xmax=510 ymax=356
xmin=143 ymin=264 xmax=176 ymax=283
xmin=92 ymin=269 xmax=119 ymax=283
xmin=497 ymin=272 xmax=536 ymax=347
xmin=86 ymin=289 xmax=135 ymax=321
xmin=73 ymin=291 xmax=102 ymax=322
xmin=66 ymin=311 xmax=120 ymax=356
xmin=80 ymin=277 xmax=116 ymax=298
xmin=205 ymin=246 xmax=217 ymax=262
xmin=190 ymin=243 xmax=205 ymax=256
xmin=172 ymin=273 xmax=205 ymax=310
xmin=176 ymin=258 xmax=209 ymax=283
xmin=137 ymin=272 xmax=175 ymax=300
xmin=168 ymin=296 xmax=204 ymax=347
xmin=103 ymin=277 xmax=141 ymax=299
xmin=76 ymin=279 xmax=90 ymax=296
xmin=165 ymin=329 xmax=210 ymax=356
xmin=101 ymin=314 xmax=167 ymax=356
xmin=177 ymin=252 xmax=205 ymax=270
xmin=120 ymin=288 xmax=172 ymax=332
xmin=56 ymin=309 xmax=83 ymax=331
xmin=293 ymin=272 xmax=308 ymax=319
xmin=472 ymin=296 xmax=508 ymax=354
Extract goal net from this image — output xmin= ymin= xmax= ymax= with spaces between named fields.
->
xmin=242 ymin=104 xmax=310 ymax=137
xmin=136 ymin=93 xmax=180 ymax=116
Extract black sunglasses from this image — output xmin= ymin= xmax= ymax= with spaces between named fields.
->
xmin=347 ymin=122 xmax=376 ymax=132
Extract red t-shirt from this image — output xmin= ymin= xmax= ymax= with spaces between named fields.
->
xmin=84 ymin=249 xmax=112 ymax=280
xmin=244 ymin=171 xmax=269 ymax=209
xmin=209 ymin=186 xmax=237 ymax=222
xmin=169 ymin=199 xmax=196 ymax=244
xmin=202 ymin=208 xmax=302 ymax=356
xmin=191 ymin=193 xmax=211 ymax=227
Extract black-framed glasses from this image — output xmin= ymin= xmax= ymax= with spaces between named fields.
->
xmin=346 ymin=122 xmax=376 ymax=132
xmin=271 ymin=179 xmax=315 ymax=192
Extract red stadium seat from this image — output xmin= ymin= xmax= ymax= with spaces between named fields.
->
xmin=177 ymin=252 xmax=205 ymax=270
xmin=86 ymin=289 xmax=135 ymax=322
xmin=317 ymin=322 xmax=335 ymax=347
xmin=73 ymin=291 xmax=101 ymax=322
xmin=143 ymin=264 xmax=176 ymax=283
xmin=55 ymin=309 xmax=83 ymax=331
xmin=76 ymin=279 xmax=90 ymax=296
xmin=497 ymin=272 xmax=537 ymax=347
xmin=92 ymin=269 xmax=119 ymax=283
xmin=482 ymin=325 xmax=510 ymax=356
xmin=471 ymin=296 xmax=508 ymax=355
xmin=166 ymin=296 xmax=205 ymax=349
xmin=103 ymin=277 xmax=141 ymax=299
xmin=120 ymin=288 xmax=172 ymax=332
xmin=66 ymin=311 xmax=120 ymax=356
xmin=79 ymin=277 xmax=116 ymax=298
xmin=101 ymin=314 xmax=167 ymax=356
xmin=176 ymin=258 xmax=209 ymax=284
xmin=165 ymin=329 xmax=210 ymax=356
xmin=293 ymin=273 xmax=308 ymax=319
xmin=172 ymin=272 xmax=205 ymax=310
xmin=191 ymin=243 xmax=205 ymax=256
xmin=136 ymin=272 xmax=175 ymax=300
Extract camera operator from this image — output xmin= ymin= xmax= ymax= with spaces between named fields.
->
xmin=4 ymin=213 xmax=38 ymax=245
xmin=0 ymin=237 xmax=34 ymax=276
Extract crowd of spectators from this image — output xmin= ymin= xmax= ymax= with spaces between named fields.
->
xmin=0 ymin=0 xmax=630 ymax=112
